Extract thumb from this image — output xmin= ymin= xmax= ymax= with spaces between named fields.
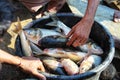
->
xmin=33 ymin=71 xmax=46 ymax=80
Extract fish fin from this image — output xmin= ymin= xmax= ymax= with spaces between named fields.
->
xmin=46 ymin=21 xmax=64 ymax=34
xmin=77 ymin=43 xmax=92 ymax=65
xmin=46 ymin=21 xmax=57 ymax=27
xmin=58 ymin=63 xmax=63 ymax=68
xmin=88 ymin=42 xmax=103 ymax=55
xmin=12 ymin=17 xmax=22 ymax=34
xmin=83 ymin=43 xmax=93 ymax=60
xmin=30 ymin=41 xmax=44 ymax=55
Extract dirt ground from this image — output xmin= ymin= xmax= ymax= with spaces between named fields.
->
xmin=0 ymin=0 xmax=120 ymax=80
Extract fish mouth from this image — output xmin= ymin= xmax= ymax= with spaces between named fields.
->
xmin=23 ymin=30 xmax=41 ymax=44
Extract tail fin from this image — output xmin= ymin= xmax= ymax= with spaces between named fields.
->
xmin=13 ymin=17 xmax=22 ymax=34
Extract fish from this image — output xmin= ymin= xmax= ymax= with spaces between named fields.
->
xmin=42 ymin=57 xmax=65 ymax=75
xmin=13 ymin=17 xmax=33 ymax=56
xmin=29 ymin=41 xmax=43 ymax=54
xmin=79 ymin=55 xmax=94 ymax=74
xmin=79 ymin=55 xmax=102 ymax=74
xmin=34 ymin=43 xmax=100 ymax=62
xmin=24 ymin=28 xmax=68 ymax=48
xmin=38 ymin=35 xmax=68 ymax=48
xmin=24 ymin=28 xmax=62 ymax=42
xmin=61 ymin=59 xmax=79 ymax=75
xmin=46 ymin=15 xmax=103 ymax=55
xmin=17 ymin=22 xmax=103 ymax=54
xmin=46 ymin=13 xmax=71 ymax=35
xmin=42 ymin=48 xmax=86 ymax=62
xmin=77 ymin=40 xmax=103 ymax=55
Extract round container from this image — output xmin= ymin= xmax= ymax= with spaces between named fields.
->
xmin=15 ymin=13 xmax=115 ymax=80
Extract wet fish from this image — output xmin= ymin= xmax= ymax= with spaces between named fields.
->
xmin=79 ymin=55 xmax=102 ymax=74
xmin=23 ymin=26 xmax=103 ymax=54
xmin=46 ymin=16 xmax=103 ymax=54
xmin=42 ymin=48 xmax=86 ymax=62
xmin=30 ymin=42 xmax=43 ymax=54
xmin=23 ymin=28 xmax=60 ymax=43
xmin=14 ymin=17 xmax=32 ymax=56
xmin=77 ymin=40 xmax=103 ymax=55
xmin=79 ymin=56 xmax=94 ymax=74
xmin=46 ymin=13 xmax=71 ymax=35
xmin=61 ymin=59 xmax=79 ymax=75
xmin=39 ymin=36 xmax=68 ymax=48
xmin=42 ymin=57 xmax=65 ymax=75
xmin=24 ymin=28 xmax=68 ymax=48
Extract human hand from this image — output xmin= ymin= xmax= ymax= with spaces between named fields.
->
xmin=67 ymin=18 xmax=94 ymax=47
xmin=19 ymin=57 xmax=46 ymax=80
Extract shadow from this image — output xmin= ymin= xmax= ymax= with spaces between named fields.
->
xmin=10 ymin=0 xmax=32 ymax=22
xmin=0 ymin=31 xmax=15 ymax=54
xmin=0 ymin=63 xmax=35 ymax=80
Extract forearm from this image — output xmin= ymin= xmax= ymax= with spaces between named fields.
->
xmin=84 ymin=0 xmax=100 ymax=20
xmin=0 ymin=49 xmax=20 ymax=66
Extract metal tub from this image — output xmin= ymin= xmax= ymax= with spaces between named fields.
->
xmin=15 ymin=13 xmax=115 ymax=80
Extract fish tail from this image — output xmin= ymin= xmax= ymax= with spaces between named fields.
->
xmin=12 ymin=17 xmax=22 ymax=34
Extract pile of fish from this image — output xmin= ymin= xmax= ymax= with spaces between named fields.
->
xmin=13 ymin=17 xmax=104 ymax=76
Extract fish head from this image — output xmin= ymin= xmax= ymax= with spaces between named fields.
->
xmin=24 ymin=28 xmax=42 ymax=44
xmin=79 ymin=64 xmax=90 ymax=74
xmin=90 ymin=43 xmax=103 ymax=55
xmin=79 ymin=56 xmax=94 ymax=74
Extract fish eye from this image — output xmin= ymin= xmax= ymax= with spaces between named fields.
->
xmin=81 ymin=67 xmax=85 ymax=71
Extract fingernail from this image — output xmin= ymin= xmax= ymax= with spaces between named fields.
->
xmin=41 ymin=76 xmax=46 ymax=80
xmin=66 ymin=43 xmax=70 ymax=46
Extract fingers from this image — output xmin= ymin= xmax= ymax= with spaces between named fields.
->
xmin=72 ymin=37 xmax=87 ymax=47
xmin=33 ymin=71 xmax=46 ymax=80
xmin=114 ymin=18 xmax=120 ymax=23
xmin=67 ymin=31 xmax=87 ymax=47
xmin=38 ymin=62 xmax=45 ymax=72
xmin=67 ymin=32 xmax=77 ymax=46
xmin=66 ymin=29 xmax=74 ymax=38
xmin=72 ymin=37 xmax=82 ymax=47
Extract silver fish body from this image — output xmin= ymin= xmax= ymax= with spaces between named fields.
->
xmin=38 ymin=35 xmax=68 ymax=48
xmin=42 ymin=57 xmax=65 ymax=75
xmin=24 ymin=28 xmax=62 ymax=43
xmin=46 ymin=13 xmax=71 ymax=35
xmin=14 ymin=17 xmax=32 ymax=56
xmin=47 ymin=18 xmax=103 ymax=55
xmin=79 ymin=55 xmax=102 ymax=74
xmin=24 ymin=28 xmax=68 ymax=48
xmin=42 ymin=48 xmax=86 ymax=62
xmin=77 ymin=42 xmax=103 ymax=55
xmin=61 ymin=59 xmax=79 ymax=75
xmin=19 ymin=31 xmax=32 ymax=56
xmin=30 ymin=42 xmax=43 ymax=55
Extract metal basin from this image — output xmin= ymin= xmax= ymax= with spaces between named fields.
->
xmin=15 ymin=13 xmax=115 ymax=80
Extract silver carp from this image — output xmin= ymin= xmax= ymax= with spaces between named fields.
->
xmin=14 ymin=17 xmax=33 ymax=56
xmin=79 ymin=55 xmax=102 ymax=74
xmin=42 ymin=48 xmax=86 ymax=62
xmin=24 ymin=28 xmax=68 ymax=48
xmin=61 ymin=59 xmax=79 ymax=75
xmin=42 ymin=57 xmax=65 ymax=75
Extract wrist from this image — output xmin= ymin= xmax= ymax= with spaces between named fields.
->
xmin=83 ymin=16 xmax=94 ymax=23
xmin=81 ymin=17 xmax=94 ymax=27
xmin=14 ymin=56 xmax=22 ymax=67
